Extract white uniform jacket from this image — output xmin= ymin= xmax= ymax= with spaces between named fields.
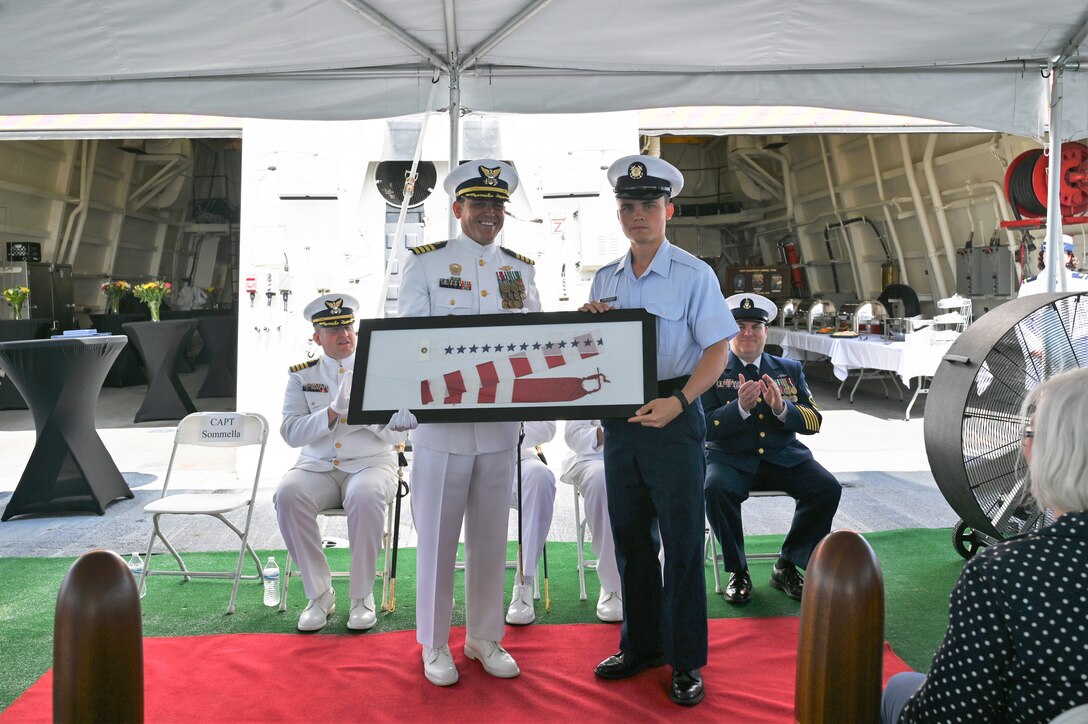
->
xmin=398 ymin=233 xmax=542 ymax=454
xmin=560 ymin=419 xmax=604 ymax=481
xmin=518 ymin=421 xmax=556 ymax=461
xmin=280 ymin=354 xmax=404 ymax=473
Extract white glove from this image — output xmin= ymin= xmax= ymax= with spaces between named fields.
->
xmin=329 ymin=370 xmax=353 ymax=415
xmin=389 ymin=407 xmax=418 ymax=432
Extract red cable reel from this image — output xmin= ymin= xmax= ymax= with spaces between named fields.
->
xmin=1004 ymin=141 xmax=1088 ymax=218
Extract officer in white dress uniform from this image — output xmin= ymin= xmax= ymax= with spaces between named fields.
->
xmin=560 ymin=419 xmax=623 ymax=622
xmin=505 ymin=420 xmax=557 ymax=625
xmin=275 ymin=294 xmax=408 ymax=632
xmin=397 ymin=159 xmax=542 ymax=686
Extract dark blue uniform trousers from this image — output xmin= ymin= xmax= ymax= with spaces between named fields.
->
xmin=704 ymin=457 xmax=841 ymax=572
xmin=603 ymin=404 xmax=707 ymax=672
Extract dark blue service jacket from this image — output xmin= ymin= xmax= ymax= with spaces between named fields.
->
xmin=701 ymin=352 xmax=822 ymax=473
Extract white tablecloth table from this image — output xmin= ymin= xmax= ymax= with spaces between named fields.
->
xmin=765 ymin=327 xmax=953 ymax=419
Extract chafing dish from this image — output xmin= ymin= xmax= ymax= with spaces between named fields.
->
xmin=793 ymin=298 xmax=837 ymax=333
xmin=837 ymin=300 xmax=888 ymax=333
xmin=778 ymin=298 xmax=802 ymax=327
xmin=883 ymin=316 xmax=933 ymax=342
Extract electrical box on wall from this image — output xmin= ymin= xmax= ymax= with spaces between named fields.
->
xmin=956 ymin=247 xmax=1013 ymax=296
xmin=6 ymin=242 xmax=41 ymax=262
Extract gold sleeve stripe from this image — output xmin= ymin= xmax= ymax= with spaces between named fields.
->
xmin=799 ymin=406 xmax=821 ymax=432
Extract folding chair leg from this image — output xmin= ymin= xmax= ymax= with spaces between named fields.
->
xmin=153 ymin=515 xmax=192 ymax=582
xmin=705 ymin=527 xmax=723 ymax=594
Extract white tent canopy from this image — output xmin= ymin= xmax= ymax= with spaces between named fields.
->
xmin=1 ymin=0 xmax=1086 ymax=139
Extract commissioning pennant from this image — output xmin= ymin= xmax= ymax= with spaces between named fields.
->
xmin=420 ymin=331 xmax=608 ymax=405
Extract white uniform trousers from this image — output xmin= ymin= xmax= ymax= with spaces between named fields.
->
xmin=561 ymin=459 xmax=621 ymax=593
xmin=412 ymin=446 xmax=516 ymax=649
xmin=509 ymin=458 xmax=555 ymax=584
xmin=274 ymin=465 xmax=396 ymax=600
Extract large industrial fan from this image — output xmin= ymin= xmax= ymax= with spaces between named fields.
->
xmin=924 ymin=292 xmax=1088 ymax=557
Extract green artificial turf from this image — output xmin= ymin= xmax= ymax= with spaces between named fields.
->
xmin=0 ymin=529 xmax=964 ymax=711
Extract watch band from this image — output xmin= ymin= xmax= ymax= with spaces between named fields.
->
xmin=672 ymin=389 xmax=690 ymax=411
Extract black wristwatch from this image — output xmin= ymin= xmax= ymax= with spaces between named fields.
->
xmin=672 ymin=389 xmax=690 ymax=411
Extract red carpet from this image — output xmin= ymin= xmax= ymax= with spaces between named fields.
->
xmin=4 ymin=617 xmax=911 ymax=722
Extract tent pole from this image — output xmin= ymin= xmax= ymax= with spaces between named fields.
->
xmin=448 ymin=70 xmax=461 ymax=239
xmin=1044 ymin=61 xmax=1064 ymax=293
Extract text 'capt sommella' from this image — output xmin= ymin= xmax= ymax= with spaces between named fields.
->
xmin=201 ymin=429 xmax=241 ymax=438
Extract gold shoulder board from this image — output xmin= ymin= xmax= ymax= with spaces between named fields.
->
xmin=289 ymin=359 xmax=319 ymax=372
xmin=500 ymin=247 xmax=535 ymax=265
xmin=410 ymin=240 xmax=449 ymax=255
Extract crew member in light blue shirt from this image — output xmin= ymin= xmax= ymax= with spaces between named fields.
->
xmin=580 ymin=154 xmax=737 ymax=707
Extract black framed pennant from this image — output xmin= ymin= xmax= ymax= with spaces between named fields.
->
xmin=348 ymin=309 xmax=657 ymax=424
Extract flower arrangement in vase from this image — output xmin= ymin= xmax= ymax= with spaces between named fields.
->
xmin=2 ymin=286 xmax=30 ymax=320
xmin=100 ymin=280 xmax=131 ymax=314
xmin=132 ymin=280 xmax=172 ymax=321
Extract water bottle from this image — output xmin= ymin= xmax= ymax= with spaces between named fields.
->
xmin=262 ymin=556 xmax=280 ymax=607
xmin=126 ymin=551 xmax=147 ymax=599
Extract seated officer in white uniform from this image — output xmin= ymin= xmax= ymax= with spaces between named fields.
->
xmin=1017 ymin=235 xmax=1088 ymax=297
xmin=275 ymin=293 xmax=409 ymax=631
xmin=701 ymin=293 xmax=841 ymax=605
xmin=506 ymin=421 xmax=557 ymax=625
xmin=397 ymin=159 xmax=541 ymax=686
xmin=560 ymin=419 xmax=623 ymax=622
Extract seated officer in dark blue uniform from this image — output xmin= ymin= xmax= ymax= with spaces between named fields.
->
xmin=701 ymin=293 xmax=841 ymax=604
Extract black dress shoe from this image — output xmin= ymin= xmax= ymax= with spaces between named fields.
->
xmin=594 ymin=650 xmax=666 ymax=680
xmin=670 ymin=669 xmax=704 ymax=706
xmin=769 ymin=560 xmax=804 ymax=601
xmin=724 ymin=569 xmax=752 ymax=604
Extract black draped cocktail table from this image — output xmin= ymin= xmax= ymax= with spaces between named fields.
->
xmin=0 ymin=319 xmax=50 ymax=410
xmin=0 ymin=335 xmax=132 ymax=520
xmin=196 ymin=314 xmax=237 ymax=398
xmin=123 ymin=319 xmax=197 ymax=423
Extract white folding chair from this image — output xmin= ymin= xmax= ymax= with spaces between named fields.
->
xmin=573 ymin=484 xmax=598 ymax=601
xmin=705 ymin=489 xmax=789 ymax=594
xmin=277 ymin=501 xmax=396 ymax=612
xmin=140 ymin=412 xmax=270 ymax=614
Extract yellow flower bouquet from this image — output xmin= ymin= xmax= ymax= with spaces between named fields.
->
xmin=132 ymin=280 xmax=172 ymax=321
xmin=2 ymin=286 xmax=30 ymax=320
xmin=100 ymin=280 xmax=131 ymax=314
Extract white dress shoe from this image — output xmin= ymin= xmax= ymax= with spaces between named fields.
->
xmin=297 ymin=588 xmax=336 ymax=632
xmin=596 ymin=589 xmax=623 ymax=622
xmin=347 ymin=593 xmax=376 ymax=630
xmin=422 ymin=644 xmax=459 ymax=686
xmin=505 ymin=582 xmax=535 ymax=625
xmin=464 ymin=636 xmax=520 ymax=678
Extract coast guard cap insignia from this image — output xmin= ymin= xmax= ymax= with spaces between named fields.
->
xmin=480 ymin=165 xmax=501 ymax=186
xmin=628 ymin=162 xmax=646 ymax=180
xmin=741 ymin=298 xmax=754 ymax=311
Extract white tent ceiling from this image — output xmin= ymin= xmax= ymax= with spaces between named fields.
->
xmin=1 ymin=0 xmax=1086 ymax=139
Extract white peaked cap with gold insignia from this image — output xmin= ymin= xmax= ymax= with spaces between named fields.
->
xmin=303 ymin=293 xmax=359 ymax=327
xmin=726 ymin=292 xmax=778 ymax=324
xmin=443 ymin=159 xmax=519 ymax=201
xmin=607 ymin=154 xmax=684 ymax=199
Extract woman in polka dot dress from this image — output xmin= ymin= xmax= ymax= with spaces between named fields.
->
xmin=882 ymin=367 xmax=1088 ymax=723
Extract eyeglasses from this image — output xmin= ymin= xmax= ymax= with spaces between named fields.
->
xmin=1023 ymin=428 xmax=1034 ymax=439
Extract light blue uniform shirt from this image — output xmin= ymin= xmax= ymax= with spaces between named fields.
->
xmin=590 ymin=239 xmax=737 ymax=380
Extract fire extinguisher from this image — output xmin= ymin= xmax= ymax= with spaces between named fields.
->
xmin=780 ymin=237 xmax=806 ymax=295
